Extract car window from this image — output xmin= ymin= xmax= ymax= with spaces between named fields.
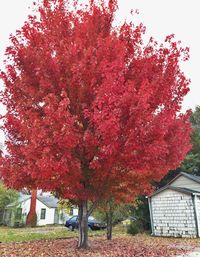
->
xmin=69 ymin=216 xmax=77 ymax=222
xmin=88 ymin=216 xmax=97 ymax=222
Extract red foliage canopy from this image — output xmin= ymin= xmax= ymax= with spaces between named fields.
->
xmin=0 ymin=0 xmax=191 ymax=202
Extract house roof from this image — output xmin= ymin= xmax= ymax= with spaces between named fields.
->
xmin=6 ymin=193 xmax=59 ymax=209
xmin=167 ymin=172 xmax=200 ymax=186
xmin=37 ymin=195 xmax=59 ymax=208
xmin=148 ymin=185 xmax=200 ymax=198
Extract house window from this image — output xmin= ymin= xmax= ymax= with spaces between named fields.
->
xmin=40 ymin=208 xmax=46 ymax=219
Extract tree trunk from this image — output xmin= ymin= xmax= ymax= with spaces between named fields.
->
xmin=106 ymin=210 xmax=113 ymax=240
xmin=26 ymin=190 xmax=37 ymax=226
xmin=78 ymin=200 xmax=89 ymax=249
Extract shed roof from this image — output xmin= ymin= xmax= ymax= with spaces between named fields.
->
xmin=167 ymin=172 xmax=200 ymax=186
xmin=148 ymin=185 xmax=200 ymax=198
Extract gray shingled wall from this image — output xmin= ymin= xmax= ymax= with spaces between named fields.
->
xmin=151 ymin=189 xmax=197 ymax=238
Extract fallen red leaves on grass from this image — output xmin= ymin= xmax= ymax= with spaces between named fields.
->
xmin=0 ymin=235 xmax=190 ymax=257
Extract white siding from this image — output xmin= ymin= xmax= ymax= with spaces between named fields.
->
xmin=170 ymin=176 xmax=200 ymax=192
xmin=20 ymin=198 xmax=31 ymax=224
xmin=36 ymin=200 xmax=55 ymax=226
xmin=151 ymin=189 xmax=197 ymax=238
xmin=73 ymin=208 xmax=78 ymax=215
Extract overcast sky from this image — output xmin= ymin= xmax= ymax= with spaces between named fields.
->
xmin=0 ymin=0 xmax=200 ymax=145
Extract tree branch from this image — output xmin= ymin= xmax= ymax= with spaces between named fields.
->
xmin=87 ymin=201 xmax=98 ymax=216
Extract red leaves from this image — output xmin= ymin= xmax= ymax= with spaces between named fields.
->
xmin=0 ymin=235 xmax=189 ymax=257
xmin=0 ymin=0 xmax=191 ymax=203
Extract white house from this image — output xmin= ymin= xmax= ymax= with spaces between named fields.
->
xmin=3 ymin=192 xmax=78 ymax=227
xmin=147 ymin=172 xmax=200 ymax=238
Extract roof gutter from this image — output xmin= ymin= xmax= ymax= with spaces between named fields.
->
xmin=147 ymin=196 xmax=154 ymax=236
xmin=192 ymin=193 xmax=200 ymax=196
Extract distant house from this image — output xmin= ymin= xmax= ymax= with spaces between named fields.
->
xmin=3 ymin=192 xmax=78 ymax=227
xmin=147 ymin=172 xmax=200 ymax=238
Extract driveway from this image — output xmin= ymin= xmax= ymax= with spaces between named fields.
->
xmin=176 ymin=248 xmax=200 ymax=257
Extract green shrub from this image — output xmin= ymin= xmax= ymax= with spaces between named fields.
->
xmin=127 ymin=221 xmax=141 ymax=235
xmin=13 ymin=221 xmax=25 ymax=228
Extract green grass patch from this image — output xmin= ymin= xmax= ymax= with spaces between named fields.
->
xmin=0 ymin=225 xmax=106 ymax=243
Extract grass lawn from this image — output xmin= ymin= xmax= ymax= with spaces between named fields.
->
xmin=0 ymin=225 xmax=200 ymax=256
xmin=0 ymin=224 xmax=106 ymax=243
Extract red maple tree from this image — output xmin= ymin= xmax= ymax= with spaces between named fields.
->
xmin=0 ymin=0 xmax=191 ymax=248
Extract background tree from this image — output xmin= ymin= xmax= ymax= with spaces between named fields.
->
xmin=126 ymin=196 xmax=150 ymax=234
xmin=94 ymin=197 xmax=150 ymax=239
xmin=94 ymin=199 xmax=133 ymax=240
xmin=0 ymin=182 xmax=18 ymax=224
xmin=156 ymin=106 xmax=200 ymax=189
xmin=182 ymin=106 xmax=200 ymax=174
xmin=0 ymin=0 xmax=192 ymax=248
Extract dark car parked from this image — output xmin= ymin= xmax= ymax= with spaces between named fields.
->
xmin=65 ymin=215 xmax=106 ymax=231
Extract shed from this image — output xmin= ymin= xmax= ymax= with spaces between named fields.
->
xmin=147 ymin=172 xmax=200 ymax=238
